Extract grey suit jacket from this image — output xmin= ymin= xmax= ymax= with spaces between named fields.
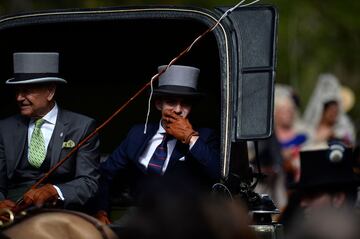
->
xmin=0 ymin=108 xmax=100 ymax=208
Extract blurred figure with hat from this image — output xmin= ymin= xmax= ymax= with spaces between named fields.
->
xmin=95 ymin=65 xmax=220 ymax=224
xmin=303 ymin=73 xmax=356 ymax=147
xmin=295 ymin=143 xmax=359 ymax=214
xmin=283 ymin=142 xmax=360 ymax=238
xmin=282 ymin=141 xmax=360 ymax=223
xmin=0 ymin=52 xmax=100 ymax=211
xmin=280 ymin=142 xmax=359 ymax=227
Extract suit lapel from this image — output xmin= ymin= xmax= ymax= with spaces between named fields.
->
xmin=50 ymin=109 xmax=67 ymax=167
xmin=9 ymin=116 xmax=28 ymax=177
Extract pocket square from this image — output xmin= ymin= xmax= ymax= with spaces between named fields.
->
xmin=62 ymin=140 xmax=76 ymax=148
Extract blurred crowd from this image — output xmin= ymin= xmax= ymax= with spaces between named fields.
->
xmin=250 ymin=73 xmax=358 ymax=206
xmin=245 ymin=72 xmax=360 ymax=238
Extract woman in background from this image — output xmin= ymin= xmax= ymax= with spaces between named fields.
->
xmin=303 ymin=73 xmax=356 ymax=147
xmin=274 ymin=84 xmax=307 ymax=184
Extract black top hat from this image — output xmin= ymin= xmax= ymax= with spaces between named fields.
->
xmin=153 ymin=65 xmax=203 ymax=98
xmin=6 ymin=52 xmax=67 ymax=85
xmin=292 ymin=143 xmax=360 ymax=191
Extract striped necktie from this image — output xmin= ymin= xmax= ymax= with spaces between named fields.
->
xmin=28 ymin=118 xmax=46 ymax=168
xmin=147 ymin=134 xmax=170 ymax=175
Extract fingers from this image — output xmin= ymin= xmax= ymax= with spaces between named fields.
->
xmin=0 ymin=200 xmax=16 ymax=210
xmin=163 ymin=112 xmax=181 ymax=129
xmin=23 ymin=189 xmax=35 ymax=206
xmin=103 ymin=216 xmax=111 ymax=225
xmin=3 ymin=200 xmax=16 ymax=208
xmin=162 ymin=116 xmax=174 ymax=124
xmin=163 ymin=114 xmax=187 ymax=124
xmin=96 ymin=210 xmax=111 ymax=225
xmin=33 ymin=190 xmax=48 ymax=207
xmin=8 ymin=200 xmax=16 ymax=208
xmin=23 ymin=193 xmax=42 ymax=207
xmin=22 ymin=188 xmax=49 ymax=208
xmin=33 ymin=199 xmax=44 ymax=208
xmin=163 ymin=110 xmax=182 ymax=120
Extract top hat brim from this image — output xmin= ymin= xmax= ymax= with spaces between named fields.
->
xmin=6 ymin=77 xmax=67 ymax=85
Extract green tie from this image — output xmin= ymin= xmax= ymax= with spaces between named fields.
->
xmin=28 ymin=118 xmax=46 ymax=168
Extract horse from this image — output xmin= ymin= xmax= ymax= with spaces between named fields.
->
xmin=0 ymin=208 xmax=119 ymax=239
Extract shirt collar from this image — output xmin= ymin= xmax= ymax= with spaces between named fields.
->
xmin=44 ymin=103 xmax=58 ymax=125
xmin=31 ymin=103 xmax=58 ymax=125
xmin=158 ymin=120 xmax=166 ymax=134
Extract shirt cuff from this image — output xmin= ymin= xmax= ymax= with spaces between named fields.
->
xmin=189 ymin=136 xmax=199 ymax=149
xmin=53 ymin=185 xmax=65 ymax=201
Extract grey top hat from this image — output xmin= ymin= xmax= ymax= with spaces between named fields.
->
xmin=6 ymin=52 xmax=67 ymax=84
xmin=153 ymin=65 xmax=203 ymax=97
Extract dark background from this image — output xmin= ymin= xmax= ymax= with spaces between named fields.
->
xmin=0 ymin=15 xmax=221 ymax=154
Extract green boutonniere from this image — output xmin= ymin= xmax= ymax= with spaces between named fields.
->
xmin=62 ymin=140 xmax=76 ymax=148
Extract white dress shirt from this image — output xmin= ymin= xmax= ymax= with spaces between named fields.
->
xmin=139 ymin=121 xmax=197 ymax=174
xmin=139 ymin=122 xmax=177 ymax=174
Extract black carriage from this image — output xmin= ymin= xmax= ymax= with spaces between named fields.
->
xmin=0 ymin=4 xmax=278 ymax=238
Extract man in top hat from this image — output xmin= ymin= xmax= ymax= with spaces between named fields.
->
xmin=291 ymin=143 xmax=360 ymax=217
xmin=0 ymin=52 xmax=100 ymax=211
xmin=95 ymin=64 xmax=220 ymax=224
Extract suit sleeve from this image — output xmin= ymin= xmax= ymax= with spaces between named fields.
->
xmin=57 ymin=119 xmax=100 ymax=207
xmin=100 ymin=136 xmax=131 ymax=180
xmin=188 ymin=128 xmax=221 ymax=179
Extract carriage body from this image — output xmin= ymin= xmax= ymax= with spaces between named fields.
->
xmin=0 ymin=5 xmax=278 ymax=236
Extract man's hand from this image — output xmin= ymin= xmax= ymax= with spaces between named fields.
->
xmin=0 ymin=199 xmax=16 ymax=210
xmin=163 ymin=111 xmax=199 ymax=144
xmin=23 ymin=184 xmax=58 ymax=208
xmin=95 ymin=210 xmax=111 ymax=225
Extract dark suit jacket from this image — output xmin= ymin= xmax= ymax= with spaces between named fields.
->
xmin=0 ymin=108 xmax=100 ymax=208
xmin=99 ymin=123 xmax=220 ymax=209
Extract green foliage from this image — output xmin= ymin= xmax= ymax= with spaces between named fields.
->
xmin=261 ymin=0 xmax=360 ymax=123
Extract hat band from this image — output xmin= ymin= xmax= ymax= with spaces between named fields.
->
xmin=156 ymin=85 xmax=197 ymax=93
xmin=13 ymin=73 xmax=59 ymax=82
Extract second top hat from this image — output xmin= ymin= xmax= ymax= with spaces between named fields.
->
xmin=153 ymin=65 xmax=203 ymax=98
xmin=6 ymin=52 xmax=67 ymax=85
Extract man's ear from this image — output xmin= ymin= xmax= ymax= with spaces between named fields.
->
xmin=155 ymin=99 xmax=162 ymax=111
xmin=47 ymin=85 xmax=57 ymax=101
xmin=331 ymin=192 xmax=346 ymax=208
